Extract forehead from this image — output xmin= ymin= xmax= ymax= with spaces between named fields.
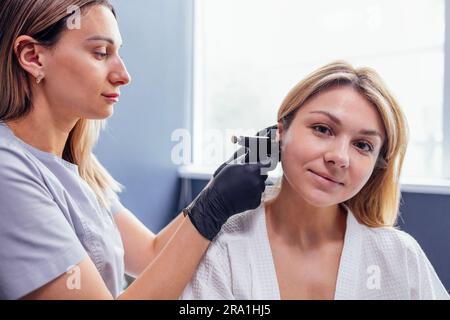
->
xmin=298 ymin=85 xmax=385 ymax=137
xmin=59 ymin=5 xmax=122 ymax=45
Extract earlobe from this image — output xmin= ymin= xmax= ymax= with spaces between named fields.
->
xmin=35 ymin=73 xmax=45 ymax=84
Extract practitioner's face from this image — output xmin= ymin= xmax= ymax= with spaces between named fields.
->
xmin=33 ymin=5 xmax=131 ymax=120
xmin=278 ymin=85 xmax=386 ymax=207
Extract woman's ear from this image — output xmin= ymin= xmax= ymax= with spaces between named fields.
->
xmin=14 ymin=35 xmax=46 ymax=81
xmin=276 ymin=121 xmax=284 ymax=144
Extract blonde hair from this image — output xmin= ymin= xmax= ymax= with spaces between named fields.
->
xmin=277 ymin=61 xmax=409 ymax=227
xmin=0 ymin=0 xmax=122 ymax=209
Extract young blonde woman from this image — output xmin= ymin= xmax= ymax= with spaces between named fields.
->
xmin=0 ymin=0 xmax=271 ymax=299
xmin=180 ymin=61 xmax=450 ymax=300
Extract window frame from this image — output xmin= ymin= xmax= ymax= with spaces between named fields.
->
xmin=186 ymin=0 xmax=450 ymax=194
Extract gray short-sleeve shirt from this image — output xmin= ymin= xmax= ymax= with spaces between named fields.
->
xmin=0 ymin=122 xmax=126 ymax=299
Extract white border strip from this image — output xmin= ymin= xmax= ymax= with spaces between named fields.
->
xmin=443 ymin=0 xmax=450 ymax=179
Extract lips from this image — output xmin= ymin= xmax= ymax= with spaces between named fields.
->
xmin=102 ymin=93 xmax=120 ymax=103
xmin=102 ymin=93 xmax=120 ymax=98
xmin=308 ymin=169 xmax=344 ymax=185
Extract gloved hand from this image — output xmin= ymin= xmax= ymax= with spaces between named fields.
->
xmin=183 ymin=156 xmax=271 ymax=241
xmin=213 ymin=125 xmax=279 ymax=177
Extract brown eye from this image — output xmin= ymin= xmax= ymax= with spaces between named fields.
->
xmin=94 ymin=51 xmax=109 ymax=59
xmin=312 ymin=125 xmax=332 ymax=135
xmin=355 ymin=141 xmax=374 ymax=152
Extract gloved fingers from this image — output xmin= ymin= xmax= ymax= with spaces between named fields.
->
xmin=249 ymin=196 xmax=262 ymax=210
xmin=213 ymin=147 xmax=249 ymax=177
xmin=255 ymin=158 xmax=275 ymax=176
xmin=244 ymin=161 xmax=271 ymax=180
xmin=213 ymin=162 xmax=228 ymax=177
xmin=259 ymin=176 xmax=268 ymax=192
xmin=256 ymin=124 xmax=277 ymax=138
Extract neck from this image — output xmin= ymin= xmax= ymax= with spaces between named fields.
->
xmin=266 ymin=177 xmax=347 ymax=250
xmin=6 ymin=91 xmax=79 ymax=158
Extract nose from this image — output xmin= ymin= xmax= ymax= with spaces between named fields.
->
xmin=108 ymin=57 xmax=131 ymax=86
xmin=324 ymin=138 xmax=350 ymax=168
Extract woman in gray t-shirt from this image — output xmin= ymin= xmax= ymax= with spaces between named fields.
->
xmin=0 ymin=0 xmax=270 ymax=299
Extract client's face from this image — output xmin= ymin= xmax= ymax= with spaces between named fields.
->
xmin=279 ymin=85 xmax=386 ymax=207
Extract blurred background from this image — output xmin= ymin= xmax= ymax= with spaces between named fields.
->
xmin=96 ymin=0 xmax=449 ymax=289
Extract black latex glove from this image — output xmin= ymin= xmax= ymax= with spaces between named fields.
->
xmin=183 ymin=156 xmax=271 ymax=241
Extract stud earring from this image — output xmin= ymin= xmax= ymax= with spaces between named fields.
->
xmin=36 ymin=73 xmax=44 ymax=84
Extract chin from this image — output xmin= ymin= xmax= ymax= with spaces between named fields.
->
xmin=292 ymin=180 xmax=344 ymax=208
xmin=87 ymin=109 xmax=114 ymax=120
xmin=303 ymin=194 xmax=339 ymax=207
xmin=87 ymin=114 xmax=112 ymax=120
xmin=102 ymin=109 xmax=114 ymax=119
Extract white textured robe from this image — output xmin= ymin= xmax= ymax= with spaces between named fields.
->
xmin=181 ymin=202 xmax=449 ymax=300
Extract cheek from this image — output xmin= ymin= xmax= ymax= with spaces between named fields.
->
xmin=46 ymin=54 xmax=106 ymax=110
xmin=354 ymin=165 xmax=375 ymax=188
xmin=279 ymin=132 xmax=317 ymax=190
xmin=344 ymin=162 xmax=376 ymax=200
xmin=281 ymin=129 xmax=323 ymax=168
xmin=49 ymin=50 xmax=102 ymax=91
xmin=71 ymin=65 xmax=99 ymax=89
xmin=281 ymin=129 xmax=377 ymax=202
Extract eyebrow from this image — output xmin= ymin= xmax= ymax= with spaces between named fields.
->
xmin=85 ymin=35 xmax=122 ymax=47
xmin=309 ymin=110 xmax=383 ymax=140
